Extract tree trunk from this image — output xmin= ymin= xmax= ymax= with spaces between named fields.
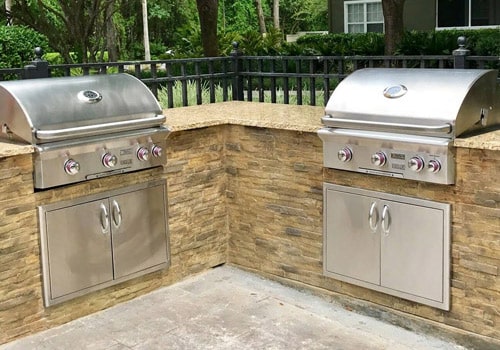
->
xmin=142 ymin=0 xmax=151 ymax=60
xmin=273 ymin=0 xmax=279 ymax=30
xmin=382 ymin=0 xmax=405 ymax=55
xmin=5 ymin=0 xmax=13 ymax=25
xmin=254 ymin=0 xmax=266 ymax=34
xmin=105 ymin=2 xmax=118 ymax=62
xmin=196 ymin=0 xmax=219 ymax=57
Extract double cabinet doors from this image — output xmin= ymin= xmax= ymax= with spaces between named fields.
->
xmin=39 ymin=181 xmax=169 ymax=306
xmin=323 ymin=183 xmax=450 ymax=310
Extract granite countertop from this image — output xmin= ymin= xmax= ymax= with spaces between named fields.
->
xmin=1 ymin=101 xmax=499 ymax=157
xmin=164 ymin=101 xmax=324 ymax=133
xmin=454 ymin=129 xmax=500 ymax=151
xmin=0 ymin=141 xmax=34 ymax=158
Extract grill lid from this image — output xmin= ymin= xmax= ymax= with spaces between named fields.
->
xmin=0 ymin=74 xmax=164 ymax=144
xmin=323 ymin=68 xmax=498 ymax=138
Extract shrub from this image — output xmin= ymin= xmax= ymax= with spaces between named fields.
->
xmin=0 ymin=25 xmax=49 ymax=68
xmin=288 ymin=29 xmax=500 ymax=57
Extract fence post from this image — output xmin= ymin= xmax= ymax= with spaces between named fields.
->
xmin=230 ymin=42 xmax=244 ymax=101
xmin=453 ymin=36 xmax=470 ymax=69
xmin=23 ymin=47 xmax=49 ymax=79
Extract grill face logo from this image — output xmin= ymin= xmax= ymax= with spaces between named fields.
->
xmin=383 ymin=85 xmax=407 ymax=98
xmin=77 ymin=90 xmax=103 ymax=103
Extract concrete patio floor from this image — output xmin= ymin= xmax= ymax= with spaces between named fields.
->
xmin=1 ymin=265 xmax=469 ymax=350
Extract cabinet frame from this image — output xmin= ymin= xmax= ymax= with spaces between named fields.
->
xmin=38 ymin=180 xmax=169 ymax=307
xmin=323 ymin=183 xmax=451 ymax=310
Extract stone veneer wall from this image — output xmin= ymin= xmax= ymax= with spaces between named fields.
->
xmin=226 ymin=126 xmax=499 ymax=344
xmin=1 ymin=124 xmax=498 ymax=345
xmin=0 ymin=126 xmax=227 ymax=344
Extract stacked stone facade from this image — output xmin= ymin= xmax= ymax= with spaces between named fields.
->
xmin=0 ymin=123 xmax=498 ymax=346
xmin=226 ymin=126 xmax=499 ymax=345
xmin=0 ymin=127 xmax=227 ymax=344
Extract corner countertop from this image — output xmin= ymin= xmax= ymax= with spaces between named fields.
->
xmin=164 ymin=101 xmax=324 ymax=133
xmin=454 ymin=129 xmax=500 ymax=151
xmin=1 ymin=101 xmax=499 ymax=157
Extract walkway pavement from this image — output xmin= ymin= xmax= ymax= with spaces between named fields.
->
xmin=1 ymin=266 xmax=468 ymax=350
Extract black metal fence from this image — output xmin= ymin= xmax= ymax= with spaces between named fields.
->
xmin=1 ymin=40 xmax=499 ymax=107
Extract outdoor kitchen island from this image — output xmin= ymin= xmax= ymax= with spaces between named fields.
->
xmin=0 ymin=101 xmax=498 ymax=348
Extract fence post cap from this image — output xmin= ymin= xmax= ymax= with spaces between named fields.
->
xmin=33 ymin=47 xmax=44 ymax=61
xmin=453 ymin=36 xmax=470 ymax=56
xmin=231 ymin=42 xmax=242 ymax=56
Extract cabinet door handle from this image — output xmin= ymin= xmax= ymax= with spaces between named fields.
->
xmin=368 ymin=202 xmax=379 ymax=232
xmin=100 ymin=203 xmax=109 ymax=234
xmin=381 ymin=205 xmax=391 ymax=235
xmin=111 ymin=200 xmax=122 ymax=229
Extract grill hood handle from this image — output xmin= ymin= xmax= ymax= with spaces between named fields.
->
xmin=322 ymin=116 xmax=453 ymax=136
xmin=35 ymin=114 xmax=166 ymax=142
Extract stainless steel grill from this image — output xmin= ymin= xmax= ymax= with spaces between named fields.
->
xmin=0 ymin=74 xmax=169 ymax=189
xmin=319 ymin=68 xmax=499 ymax=184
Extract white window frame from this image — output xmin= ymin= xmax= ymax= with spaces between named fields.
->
xmin=344 ymin=0 xmax=384 ymax=33
xmin=436 ymin=0 xmax=500 ymax=30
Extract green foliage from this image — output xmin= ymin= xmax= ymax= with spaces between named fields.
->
xmin=219 ymin=0 xmax=264 ymax=34
xmin=0 ymin=25 xmax=49 ymax=68
xmin=295 ymin=32 xmax=385 ymax=56
xmin=395 ymin=29 xmax=500 ymax=55
xmin=280 ymin=0 xmax=328 ymax=34
xmin=236 ymin=28 xmax=286 ymax=55
xmin=291 ymin=29 xmax=500 ymax=57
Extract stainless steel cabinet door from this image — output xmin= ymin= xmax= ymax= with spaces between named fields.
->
xmin=111 ymin=184 xmax=168 ymax=279
xmin=44 ymin=200 xmax=113 ymax=299
xmin=380 ymin=201 xmax=445 ymax=302
xmin=324 ymin=188 xmax=380 ymax=285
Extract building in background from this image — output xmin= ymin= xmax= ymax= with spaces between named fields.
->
xmin=328 ymin=0 xmax=500 ymax=33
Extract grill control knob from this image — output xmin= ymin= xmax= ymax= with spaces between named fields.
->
xmin=337 ymin=147 xmax=353 ymax=162
xmin=151 ymin=145 xmax=162 ymax=158
xmin=64 ymin=159 xmax=80 ymax=175
xmin=371 ymin=151 xmax=387 ymax=167
xmin=137 ymin=147 xmax=150 ymax=161
xmin=408 ymin=156 xmax=425 ymax=172
xmin=427 ymin=159 xmax=442 ymax=173
xmin=102 ymin=153 xmax=118 ymax=168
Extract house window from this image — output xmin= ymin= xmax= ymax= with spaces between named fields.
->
xmin=344 ymin=0 xmax=384 ymax=33
xmin=437 ymin=0 xmax=500 ymax=28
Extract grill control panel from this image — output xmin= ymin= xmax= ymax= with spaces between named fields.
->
xmin=33 ymin=128 xmax=169 ymax=189
xmin=318 ymin=128 xmax=455 ymax=185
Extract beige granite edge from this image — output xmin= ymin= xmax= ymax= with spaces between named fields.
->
xmin=164 ymin=101 xmax=324 ymax=133
xmin=0 ymin=143 xmax=34 ymax=158
xmin=454 ymin=129 xmax=500 ymax=151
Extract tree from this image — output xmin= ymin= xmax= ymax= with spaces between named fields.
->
xmin=254 ymin=0 xmax=266 ymax=34
xmin=142 ymin=0 xmax=151 ymax=60
xmin=382 ymin=0 xmax=405 ymax=55
xmin=196 ymin=0 xmax=218 ymax=56
xmin=5 ymin=0 xmax=12 ymax=25
xmin=273 ymin=0 xmax=279 ymax=30
xmin=11 ymin=0 xmax=118 ymax=63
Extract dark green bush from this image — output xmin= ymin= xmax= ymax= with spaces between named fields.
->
xmin=293 ymin=29 xmax=499 ymax=57
xmin=396 ymin=29 xmax=500 ymax=55
xmin=295 ymin=32 xmax=385 ymax=56
xmin=0 ymin=25 xmax=49 ymax=68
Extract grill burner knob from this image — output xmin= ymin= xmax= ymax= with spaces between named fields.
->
xmin=64 ymin=159 xmax=80 ymax=175
xmin=137 ymin=147 xmax=150 ymax=161
xmin=427 ymin=159 xmax=442 ymax=173
xmin=337 ymin=147 xmax=353 ymax=162
xmin=151 ymin=145 xmax=163 ymax=158
xmin=408 ymin=156 xmax=425 ymax=172
xmin=371 ymin=152 xmax=387 ymax=167
xmin=102 ymin=153 xmax=118 ymax=168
